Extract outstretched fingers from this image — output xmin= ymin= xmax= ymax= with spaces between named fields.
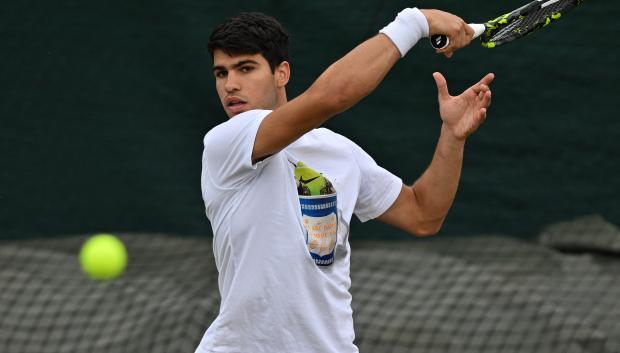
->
xmin=477 ymin=89 xmax=492 ymax=108
xmin=472 ymin=73 xmax=493 ymax=112
xmin=433 ymin=72 xmax=450 ymax=100
xmin=472 ymin=90 xmax=491 ymax=132
xmin=478 ymin=107 xmax=488 ymax=124
xmin=472 ymin=73 xmax=495 ymax=93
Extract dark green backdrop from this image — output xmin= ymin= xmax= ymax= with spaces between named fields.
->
xmin=1 ymin=0 xmax=618 ymax=239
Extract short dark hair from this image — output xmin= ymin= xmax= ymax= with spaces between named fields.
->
xmin=208 ymin=12 xmax=290 ymax=72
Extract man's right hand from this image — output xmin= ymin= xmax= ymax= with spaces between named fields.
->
xmin=420 ymin=9 xmax=474 ymax=58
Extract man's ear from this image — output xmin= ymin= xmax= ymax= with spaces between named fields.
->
xmin=275 ymin=61 xmax=290 ymax=88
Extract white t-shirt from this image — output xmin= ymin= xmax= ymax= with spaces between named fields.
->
xmin=197 ymin=110 xmax=402 ymax=353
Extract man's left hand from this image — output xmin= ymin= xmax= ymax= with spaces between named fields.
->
xmin=433 ymin=72 xmax=495 ymax=140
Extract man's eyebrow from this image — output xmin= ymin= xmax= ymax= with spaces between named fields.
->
xmin=232 ymin=60 xmax=259 ymax=68
xmin=212 ymin=60 xmax=259 ymax=72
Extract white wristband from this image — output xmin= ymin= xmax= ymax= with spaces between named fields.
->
xmin=379 ymin=7 xmax=430 ymax=57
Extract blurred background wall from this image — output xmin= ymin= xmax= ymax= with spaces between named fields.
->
xmin=1 ymin=0 xmax=617 ymax=239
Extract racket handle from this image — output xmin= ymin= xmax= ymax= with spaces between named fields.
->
xmin=430 ymin=23 xmax=486 ymax=50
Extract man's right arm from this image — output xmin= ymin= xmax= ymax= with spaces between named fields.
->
xmin=251 ymin=9 xmax=473 ymax=163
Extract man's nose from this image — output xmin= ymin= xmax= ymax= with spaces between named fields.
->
xmin=224 ymin=72 xmax=240 ymax=92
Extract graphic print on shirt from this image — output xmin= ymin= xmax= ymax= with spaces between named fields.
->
xmin=293 ymin=161 xmax=338 ymax=266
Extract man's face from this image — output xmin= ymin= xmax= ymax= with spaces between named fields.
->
xmin=212 ymin=50 xmax=281 ymax=118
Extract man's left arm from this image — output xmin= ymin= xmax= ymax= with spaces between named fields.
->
xmin=377 ymin=72 xmax=494 ymax=236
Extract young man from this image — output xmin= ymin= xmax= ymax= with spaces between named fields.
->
xmin=199 ymin=9 xmax=493 ymax=353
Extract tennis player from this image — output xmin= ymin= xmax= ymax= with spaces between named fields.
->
xmin=198 ymin=8 xmax=493 ymax=353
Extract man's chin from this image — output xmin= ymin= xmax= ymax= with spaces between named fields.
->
xmin=225 ymin=105 xmax=250 ymax=118
xmin=227 ymin=110 xmax=245 ymax=118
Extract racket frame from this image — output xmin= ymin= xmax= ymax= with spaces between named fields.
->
xmin=429 ymin=0 xmax=582 ymax=49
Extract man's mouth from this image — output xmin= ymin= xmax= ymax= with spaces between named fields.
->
xmin=226 ymin=97 xmax=247 ymax=114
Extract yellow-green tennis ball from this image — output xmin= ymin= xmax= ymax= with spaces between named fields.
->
xmin=294 ymin=162 xmax=326 ymax=196
xmin=79 ymin=234 xmax=127 ymax=281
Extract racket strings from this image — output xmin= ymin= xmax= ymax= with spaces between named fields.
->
xmin=486 ymin=0 xmax=578 ymax=44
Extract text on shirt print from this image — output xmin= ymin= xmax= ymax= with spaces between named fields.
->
xmin=292 ymin=160 xmax=338 ymax=266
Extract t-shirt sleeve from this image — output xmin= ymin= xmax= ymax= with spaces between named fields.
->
xmin=348 ymin=140 xmax=403 ymax=223
xmin=202 ymin=110 xmax=271 ymax=189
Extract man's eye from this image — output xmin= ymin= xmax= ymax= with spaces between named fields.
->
xmin=240 ymin=66 xmax=253 ymax=73
xmin=215 ymin=71 xmax=227 ymax=78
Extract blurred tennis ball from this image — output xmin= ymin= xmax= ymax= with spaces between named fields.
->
xmin=79 ymin=234 xmax=127 ymax=281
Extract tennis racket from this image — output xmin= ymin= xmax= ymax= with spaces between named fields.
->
xmin=430 ymin=0 xmax=585 ymax=49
